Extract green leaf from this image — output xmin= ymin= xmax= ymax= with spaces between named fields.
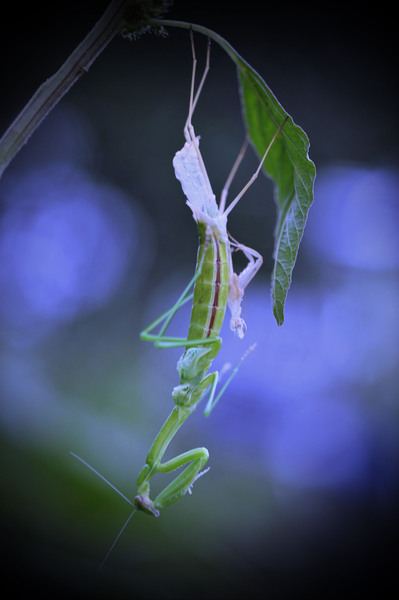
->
xmin=158 ymin=20 xmax=316 ymax=325
xmin=208 ymin=30 xmax=315 ymax=326
xmin=236 ymin=60 xmax=315 ymax=326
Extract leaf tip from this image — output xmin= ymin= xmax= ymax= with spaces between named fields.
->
xmin=272 ymin=303 xmax=285 ymax=327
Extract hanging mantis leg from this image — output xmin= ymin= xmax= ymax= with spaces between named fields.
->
xmin=139 ymin=248 xmax=215 ymax=350
xmin=139 ymin=262 xmax=196 ymax=349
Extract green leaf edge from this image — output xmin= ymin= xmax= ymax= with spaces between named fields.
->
xmin=154 ymin=20 xmax=316 ymax=326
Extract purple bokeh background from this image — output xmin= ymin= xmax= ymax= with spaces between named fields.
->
xmin=1 ymin=3 xmax=397 ymax=598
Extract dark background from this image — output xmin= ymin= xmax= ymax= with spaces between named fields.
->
xmin=1 ymin=2 xmax=398 ymax=598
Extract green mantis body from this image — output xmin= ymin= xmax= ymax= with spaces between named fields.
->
xmin=133 ymin=35 xmax=273 ymax=517
xmin=135 ymin=224 xmax=231 ymax=516
xmin=71 ymin=33 xmax=287 ymax=565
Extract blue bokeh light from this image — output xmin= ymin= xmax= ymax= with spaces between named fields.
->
xmin=307 ymin=165 xmax=399 ymax=270
xmin=0 ymin=161 xmax=144 ymax=342
xmin=208 ymin=164 xmax=399 ymax=495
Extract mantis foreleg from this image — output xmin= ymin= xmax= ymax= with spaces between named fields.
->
xmin=135 ymin=402 xmax=209 ymax=515
xmin=154 ymin=447 xmax=209 ymax=508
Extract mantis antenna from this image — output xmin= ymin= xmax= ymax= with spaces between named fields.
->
xmin=70 ymin=451 xmax=137 ymax=569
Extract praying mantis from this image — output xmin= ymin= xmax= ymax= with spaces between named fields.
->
xmin=71 ymin=31 xmax=287 ymax=566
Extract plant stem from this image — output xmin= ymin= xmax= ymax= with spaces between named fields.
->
xmin=151 ymin=19 xmax=239 ymax=62
xmin=0 ymin=12 xmax=224 ymax=180
xmin=0 ymin=0 xmax=139 ymax=179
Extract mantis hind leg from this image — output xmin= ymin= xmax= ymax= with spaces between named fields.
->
xmin=140 ymin=247 xmax=218 ymax=350
xmin=140 ymin=283 xmax=194 ymax=348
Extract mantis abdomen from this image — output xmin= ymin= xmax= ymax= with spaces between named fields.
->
xmin=187 ymin=223 xmax=230 ymax=345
